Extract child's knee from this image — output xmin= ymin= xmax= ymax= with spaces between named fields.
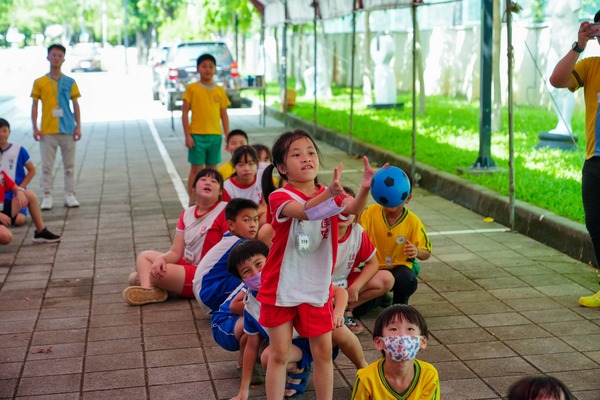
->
xmin=0 ymin=228 xmax=13 ymax=245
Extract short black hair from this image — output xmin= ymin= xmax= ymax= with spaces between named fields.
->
xmin=197 ymin=53 xmax=216 ymax=67
xmin=342 ymin=186 xmax=356 ymax=198
xmin=225 ymin=198 xmax=259 ymax=222
xmin=227 ymin=239 xmax=269 ymax=279
xmin=373 ymin=304 xmax=429 ymax=357
xmin=595 ymin=10 xmax=600 ymax=23
xmin=252 ymin=143 xmax=272 ymax=162
xmin=0 ymin=118 xmax=9 ymax=130
xmin=373 ymin=304 xmax=428 ymax=339
xmin=232 ymin=145 xmax=259 ymax=167
xmin=227 ymin=129 xmax=249 ymax=144
xmin=507 ymin=375 xmax=574 ymax=400
xmin=192 ymin=168 xmax=223 ymax=190
xmin=48 ymin=43 xmax=66 ymax=55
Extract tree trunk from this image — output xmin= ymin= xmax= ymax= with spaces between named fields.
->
xmin=492 ymin=0 xmax=502 ymax=132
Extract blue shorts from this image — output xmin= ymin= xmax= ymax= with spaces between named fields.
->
xmin=188 ymin=134 xmax=222 ymax=166
xmin=212 ymin=314 xmax=240 ymax=352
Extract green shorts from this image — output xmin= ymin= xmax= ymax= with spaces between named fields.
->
xmin=188 ymin=134 xmax=222 ymax=166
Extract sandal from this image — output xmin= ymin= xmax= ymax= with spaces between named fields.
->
xmin=284 ymin=363 xmax=312 ymax=398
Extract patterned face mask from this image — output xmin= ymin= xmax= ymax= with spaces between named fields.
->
xmin=244 ymin=271 xmax=262 ymax=292
xmin=378 ymin=334 xmax=424 ymax=362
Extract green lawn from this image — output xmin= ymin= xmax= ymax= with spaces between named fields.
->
xmin=253 ymin=86 xmax=586 ymax=224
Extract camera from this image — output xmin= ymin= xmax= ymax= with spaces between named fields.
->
xmin=591 ymin=22 xmax=600 ymax=38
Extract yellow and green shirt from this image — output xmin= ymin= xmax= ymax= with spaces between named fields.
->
xmin=351 ymin=358 xmax=440 ymax=400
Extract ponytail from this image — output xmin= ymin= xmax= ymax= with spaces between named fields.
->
xmin=261 ymin=164 xmax=278 ymax=206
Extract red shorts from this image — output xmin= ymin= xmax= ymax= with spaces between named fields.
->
xmin=177 ymin=259 xmax=196 ymax=299
xmin=259 ymin=300 xmax=334 ymax=338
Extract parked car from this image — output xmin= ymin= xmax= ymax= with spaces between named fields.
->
xmin=152 ymin=41 xmax=242 ymax=111
xmin=70 ymin=43 xmax=102 ymax=72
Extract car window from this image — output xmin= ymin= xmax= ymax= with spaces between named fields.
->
xmin=72 ymin=44 xmax=98 ymax=57
xmin=172 ymin=43 xmax=233 ymax=67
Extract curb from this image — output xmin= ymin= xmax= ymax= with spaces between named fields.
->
xmin=265 ymin=107 xmax=597 ymax=267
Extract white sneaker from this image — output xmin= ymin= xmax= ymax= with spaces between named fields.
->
xmin=40 ymin=195 xmax=53 ymax=210
xmin=64 ymin=193 xmax=80 ymax=208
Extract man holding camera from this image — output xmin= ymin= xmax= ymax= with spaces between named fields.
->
xmin=550 ymin=10 xmax=600 ymax=308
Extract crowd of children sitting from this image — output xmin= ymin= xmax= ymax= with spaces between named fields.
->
xmin=120 ymin=126 xmax=572 ymax=399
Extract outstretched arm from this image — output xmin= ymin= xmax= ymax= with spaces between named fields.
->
xmin=344 ymin=157 xmax=385 ymax=215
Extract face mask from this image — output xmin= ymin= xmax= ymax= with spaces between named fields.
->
xmin=244 ymin=271 xmax=262 ymax=292
xmin=378 ymin=334 xmax=423 ymax=362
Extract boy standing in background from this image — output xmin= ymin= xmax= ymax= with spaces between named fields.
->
xmin=182 ymin=53 xmax=230 ymax=205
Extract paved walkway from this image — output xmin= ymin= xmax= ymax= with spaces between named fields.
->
xmin=1 ymin=105 xmax=599 ymax=400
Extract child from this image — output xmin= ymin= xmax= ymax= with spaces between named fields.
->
xmin=218 ymin=129 xmax=249 ymax=180
xmin=258 ymin=129 xmax=377 ymax=400
xmin=221 ymin=146 xmax=267 ymax=226
xmin=227 ymin=240 xmax=314 ymax=400
xmin=0 ymin=119 xmax=61 ymax=243
xmin=351 ymin=304 xmax=440 ymax=399
xmin=0 ymin=117 xmax=34 ymax=226
xmin=192 ymin=198 xmax=259 ymax=313
xmin=360 ymin=171 xmax=431 ymax=305
xmin=123 ymin=168 xmax=228 ymax=306
xmin=333 ymin=187 xmax=394 ymax=335
xmin=251 ymin=143 xmax=272 ymax=164
xmin=181 ymin=53 xmax=230 ymax=205
xmin=507 ymin=375 xmax=574 ymax=400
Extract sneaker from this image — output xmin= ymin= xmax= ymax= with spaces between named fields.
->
xmin=578 ymin=291 xmax=600 ymax=308
xmin=344 ymin=311 xmax=365 ymax=335
xmin=32 ymin=227 xmax=61 ymax=244
xmin=40 ymin=195 xmax=53 ymax=210
xmin=64 ymin=193 xmax=80 ymax=208
xmin=122 ymin=286 xmax=168 ymax=306
xmin=128 ymin=271 xmax=140 ymax=286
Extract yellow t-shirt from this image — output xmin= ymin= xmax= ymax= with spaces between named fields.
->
xmin=31 ymin=74 xmax=81 ymax=135
xmin=182 ymin=82 xmax=230 ymax=135
xmin=570 ymin=57 xmax=600 ymax=159
xmin=359 ymin=204 xmax=431 ymax=270
xmin=352 ymin=358 xmax=440 ymax=400
xmin=218 ymin=161 xmax=235 ymax=180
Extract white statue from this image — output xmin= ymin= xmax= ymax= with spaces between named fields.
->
xmin=546 ymin=0 xmax=581 ymax=135
xmin=302 ymin=43 xmax=332 ymax=99
xmin=370 ymin=34 xmax=396 ymax=105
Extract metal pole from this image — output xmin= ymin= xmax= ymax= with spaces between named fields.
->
xmin=262 ymin=13 xmax=266 ymax=127
xmin=473 ymin=0 xmax=495 ymax=169
xmin=282 ymin=0 xmax=288 ymax=125
xmin=506 ymin=1 xmax=515 ymax=230
xmin=313 ymin=9 xmax=318 ymax=136
xmin=411 ymin=3 xmax=417 ymax=178
xmin=349 ymin=8 xmax=356 ymax=155
xmin=123 ymin=0 xmax=128 ymax=74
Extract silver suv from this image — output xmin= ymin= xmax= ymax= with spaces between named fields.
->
xmin=153 ymin=41 xmax=242 ymax=110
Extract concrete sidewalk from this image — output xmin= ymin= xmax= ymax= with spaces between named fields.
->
xmin=0 ymin=108 xmax=599 ymax=399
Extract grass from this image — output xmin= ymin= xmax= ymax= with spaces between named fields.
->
xmin=252 ymin=84 xmax=586 ymax=224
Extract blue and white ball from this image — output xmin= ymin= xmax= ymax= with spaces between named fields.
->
xmin=370 ymin=166 xmax=411 ymax=207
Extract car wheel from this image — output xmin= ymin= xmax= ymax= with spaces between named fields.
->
xmin=153 ymin=90 xmax=159 ymax=101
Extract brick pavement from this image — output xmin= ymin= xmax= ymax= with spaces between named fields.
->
xmin=0 ymin=104 xmax=599 ymax=399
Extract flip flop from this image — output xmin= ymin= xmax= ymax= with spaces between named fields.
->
xmin=284 ymin=364 xmax=312 ymax=398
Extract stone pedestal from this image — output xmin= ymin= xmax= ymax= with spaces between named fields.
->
xmin=536 ymin=132 xmax=578 ymax=151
